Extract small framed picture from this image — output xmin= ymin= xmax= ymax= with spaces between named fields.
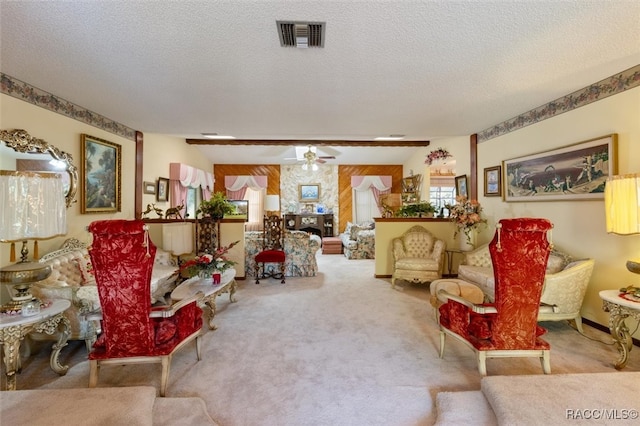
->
xmin=143 ymin=181 xmax=156 ymax=195
xmin=484 ymin=166 xmax=502 ymax=197
xmin=299 ymin=184 xmax=320 ymax=202
xmin=157 ymin=177 xmax=169 ymax=202
xmin=455 ymin=175 xmax=468 ymax=198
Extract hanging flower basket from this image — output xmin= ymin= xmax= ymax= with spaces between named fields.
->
xmin=425 ymin=148 xmax=452 ymax=165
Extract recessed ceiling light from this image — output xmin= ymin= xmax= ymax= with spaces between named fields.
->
xmin=201 ymin=133 xmax=236 ymax=140
xmin=374 ymin=135 xmax=405 ymax=141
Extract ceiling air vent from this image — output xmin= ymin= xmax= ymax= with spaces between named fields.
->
xmin=277 ymin=21 xmax=325 ymax=48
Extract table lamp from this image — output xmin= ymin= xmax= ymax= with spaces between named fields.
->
xmin=0 ymin=171 xmax=67 ymax=312
xmin=162 ymin=222 xmax=194 ymax=265
xmin=604 ymin=173 xmax=640 ymax=275
xmin=265 ymin=194 xmax=280 ymax=216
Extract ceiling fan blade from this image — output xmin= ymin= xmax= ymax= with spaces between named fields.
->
xmin=316 ymin=158 xmax=326 ymax=164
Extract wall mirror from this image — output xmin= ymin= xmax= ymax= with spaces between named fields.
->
xmin=0 ymin=129 xmax=78 ymax=208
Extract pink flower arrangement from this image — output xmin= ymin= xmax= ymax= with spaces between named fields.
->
xmin=424 ymin=148 xmax=452 ymax=165
xmin=445 ymin=196 xmax=487 ymax=244
xmin=178 ymin=240 xmax=239 ymax=277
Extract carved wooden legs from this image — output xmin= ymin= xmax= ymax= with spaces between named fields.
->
xmin=0 ymin=312 xmax=69 ymax=390
xmin=203 ymin=280 xmax=238 ymax=330
xmin=602 ymin=299 xmax=640 ymax=370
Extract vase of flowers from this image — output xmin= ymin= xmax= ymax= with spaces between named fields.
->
xmin=178 ymin=240 xmax=240 ymax=284
xmin=445 ymin=196 xmax=487 ymax=250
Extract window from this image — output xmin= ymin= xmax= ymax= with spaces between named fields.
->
xmin=243 ymin=187 xmax=265 ymax=231
xmin=429 ymin=185 xmax=455 ymax=214
xmin=353 ymin=189 xmax=379 ymax=223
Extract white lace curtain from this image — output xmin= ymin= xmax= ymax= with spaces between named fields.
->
xmin=169 ymin=163 xmax=214 ymax=217
xmin=351 ymin=175 xmax=392 ymax=214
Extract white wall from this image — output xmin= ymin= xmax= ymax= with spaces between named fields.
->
xmin=478 ymin=87 xmax=640 ymax=332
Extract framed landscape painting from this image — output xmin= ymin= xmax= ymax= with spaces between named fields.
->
xmin=299 ymin=184 xmax=320 ymax=202
xmin=455 ymin=175 xmax=468 ymax=198
xmin=81 ymin=134 xmax=121 ymax=213
xmin=503 ymin=134 xmax=617 ymax=202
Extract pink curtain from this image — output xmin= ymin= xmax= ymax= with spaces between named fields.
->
xmin=224 ymin=176 xmax=267 ymax=200
xmin=169 ymin=163 xmax=214 ymax=217
xmin=351 ymin=176 xmax=392 ymax=214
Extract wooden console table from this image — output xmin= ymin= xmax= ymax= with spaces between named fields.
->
xmin=284 ymin=214 xmax=334 ymax=237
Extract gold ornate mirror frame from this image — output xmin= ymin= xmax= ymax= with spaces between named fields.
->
xmin=0 ymin=129 xmax=78 ymax=208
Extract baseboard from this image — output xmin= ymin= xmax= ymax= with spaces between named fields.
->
xmin=375 ymin=274 xmax=392 ymax=278
xmin=583 ymin=317 xmax=640 ymax=347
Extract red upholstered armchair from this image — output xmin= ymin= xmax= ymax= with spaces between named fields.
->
xmin=255 ymin=215 xmax=286 ymax=284
xmin=437 ymin=218 xmax=553 ymax=375
xmin=87 ymin=220 xmax=203 ymax=396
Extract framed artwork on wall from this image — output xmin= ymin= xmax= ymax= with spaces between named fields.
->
xmin=143 ymin=181 xmax=156 ymax=195
xmin=455 ymin=175 xmax=468 ymax=198
xmin=503 ymin=134 xmax=617 ymax=202
xmin=299 ymin=184 xmax=320 ymax=202
xmin=226 ymin=199 xmax=249 ymax=221
xmin=81 ymin=134 xmax=121 ymax=213
xmin=484 ymin=166 xmax=502 ymax=197
xmin=157 ymin=177 xmax=169 ymax=202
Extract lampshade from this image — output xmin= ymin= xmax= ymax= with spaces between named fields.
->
xmin=0 ymin=171 xmax=67 ymax=243
xmin=162 ymin=222 xmax=193 ymax=256
xmin=605 ymin=173 xmax=640 ymax=235
xmin=605 ymin=173 xmax=640 ymax=274
xmin=265 ymin=195 xmax=280 ymax=212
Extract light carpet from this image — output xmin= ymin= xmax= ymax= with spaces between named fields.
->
xmin=8 ymin=253 xmax=640 ymax=425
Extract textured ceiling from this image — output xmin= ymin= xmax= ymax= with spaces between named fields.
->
xmin=1 ymin=1 xmax=639 ymax=165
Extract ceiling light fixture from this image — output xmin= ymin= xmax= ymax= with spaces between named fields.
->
xmin=201 ymin=133 xmax=236 ymax=140
xmin=374 ymin=135 xmax=405 ymax=141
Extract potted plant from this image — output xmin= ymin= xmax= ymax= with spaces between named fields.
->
xmin=395 ymin=202 xmax=437 ymax=218
xmin=197 ymin=192 xmax=236 ymax=220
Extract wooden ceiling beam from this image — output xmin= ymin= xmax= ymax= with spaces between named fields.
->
xmin=186 ymin=139 xmax=430 ymax=147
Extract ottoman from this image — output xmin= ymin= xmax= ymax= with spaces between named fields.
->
xmin=322 ymin=237 xmax=342 ymax=254
xmin=429 ymin=278 xmax=485 ymax=311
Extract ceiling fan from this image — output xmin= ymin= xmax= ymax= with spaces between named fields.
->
xmin=285 ymin=145 xmax=336 ymax=170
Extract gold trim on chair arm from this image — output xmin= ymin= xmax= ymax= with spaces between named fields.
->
xmin=149 ymin=292 xmax=204 ymax=318
xmin=437 ymin=290 xmax=498 ymax=314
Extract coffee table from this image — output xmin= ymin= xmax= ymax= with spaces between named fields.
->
xmin=0 ymin=299 xmax=71 ymax=390
xmin=171 ymin=269 xmax=237 ymax=330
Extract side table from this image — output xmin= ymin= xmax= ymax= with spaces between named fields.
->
xmin=171 ymin=269 xmax=237 ymax=330
xmin=443 ymin=249 xmax=465 ymax=278
xmin=599 ymin=289 xmax=640 ymax=370
xmin=0 ymin=299 xmax=71 ymax=390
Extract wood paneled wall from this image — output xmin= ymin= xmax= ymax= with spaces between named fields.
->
xmin=338 ymin=165 xmax=403 ymax=233
xmin=214 ymin=164 xmax=402 ymax=233
xmin=213 ymin=165 xmax=281 ymax=196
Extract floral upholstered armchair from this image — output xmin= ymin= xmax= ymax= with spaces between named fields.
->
xmin=391 ymin=225 xmax=445 ymax=289
xmin=339 ymin=221 xmax=376 ymax=259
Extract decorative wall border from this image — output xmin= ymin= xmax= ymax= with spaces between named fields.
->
xmin=0 ymin=73 xmax=136 ymax=141
xmin=478 ymin=64 xmax=640 ymax=143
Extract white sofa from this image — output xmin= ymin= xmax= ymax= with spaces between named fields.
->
xmin=31 ymin=238 xmax=179 ymax=349
xmin=457 ymin=244 xmax=595 ymax=332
